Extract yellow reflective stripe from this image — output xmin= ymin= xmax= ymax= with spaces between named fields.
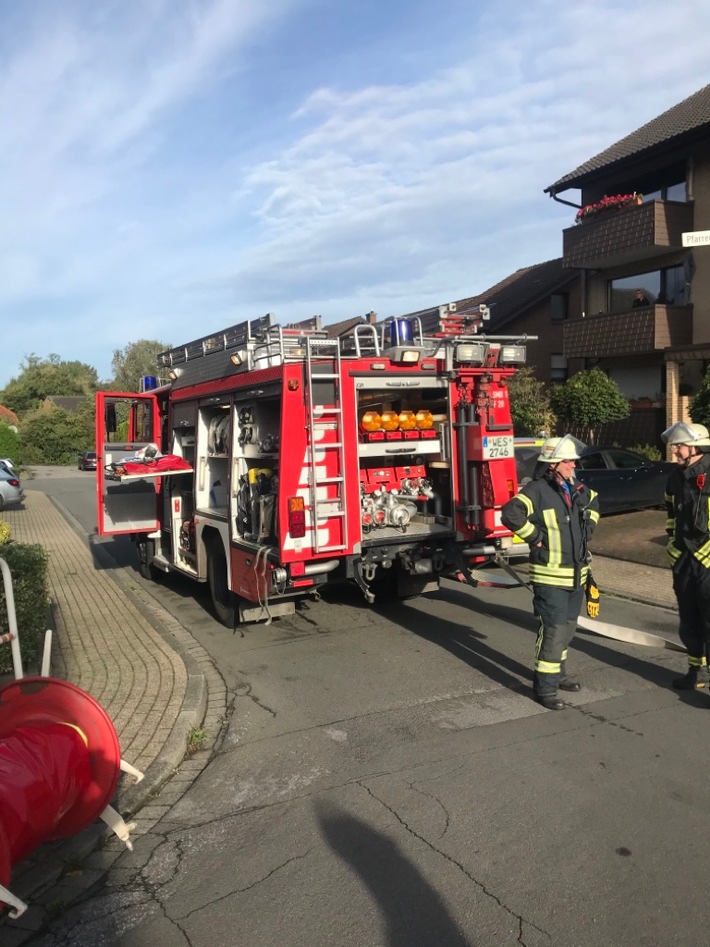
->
xmin=516 ymin=521 xmax=536 ymax=540
xmin=517 ymin=494 xmax=534 ymax=515
xmin=561 ymin=649 xmax=568 ymax=662
xmin=694 ymin=541 xmax=710 ymax=567
xmin=529 ymin=564 xmax=576 ymax=579
xmin=543 ymin=509 xmax=561 ymax=568
xmin=530 ymin=573 xmax=577 ymax=588
xmin=689 ymin=655 xmax=706 ymax=668
xmin=665 ymin=516 xmax=675 ymax=532
xmin=536 ymin=659 xmax=561 ymax=674
xmin=588 ymin=509 xmax=600 ymax=525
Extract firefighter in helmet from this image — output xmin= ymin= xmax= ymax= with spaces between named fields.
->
xmin=662 ymin=421 xmax=710 ymax=690
xmin=502 ymin=435 xmax=600 ymax=710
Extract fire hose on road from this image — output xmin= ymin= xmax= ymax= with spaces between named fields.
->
xmin=466 ymin=555 xmax=685 ymax=653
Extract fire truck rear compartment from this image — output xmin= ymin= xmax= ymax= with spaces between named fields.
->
xmin=95 ymin=312 xmax=527 ymax=621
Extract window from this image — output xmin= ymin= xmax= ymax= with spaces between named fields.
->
xmin=609 ymin=264 xmax=685 ymax=312
xmin=577 ymin=451 xmax=606 ymax=470
xmin=550 ymin=355 xmax=568 ymax=382
xmin=550 ymin=293 xmax=568 ymax=322
xmin=606 ymin=449 xmax=645 ymax=470
xmin=642 ymin=180 xmax=686 ymax=203
xmin=632 ymin=162 xmax=686 ymax=203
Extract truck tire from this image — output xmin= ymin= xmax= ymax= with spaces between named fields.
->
xmin=207 ymin=540 xmax=236 ymax=627
xmin=370 ymin=567 xmax=398 ymax=604
xmin=137 ymin=539 xmax=160 ymax=581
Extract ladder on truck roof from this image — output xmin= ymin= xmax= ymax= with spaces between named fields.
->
xmin=304 ymin=337 xmax=348 ymax=554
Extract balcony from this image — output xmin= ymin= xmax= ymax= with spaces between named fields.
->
xmin=563 ymin=305 xmax=693 ymax=359
xmin=562 ymin=200 xmax=694 ymax=269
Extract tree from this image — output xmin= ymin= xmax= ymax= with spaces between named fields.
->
xmin=690 ymin=369 xmax=710 ymax=428
xmin=111 ymin=339 xmax=170 ymax=392
xmin=0 ymin=422 xmax=20 ymax=466
xmin=507 ymin=367 xmax=555 ymax=437
xmin=0 ymin=354 xmax=99 ymax=417
xmin=550 ymin=368 xmax=630 ymax=444
xmin=20 ymin=405 xmax=94 ymax=465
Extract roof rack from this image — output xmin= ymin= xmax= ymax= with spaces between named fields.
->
xmin=157 ymin=314 xmax=275 ymax=368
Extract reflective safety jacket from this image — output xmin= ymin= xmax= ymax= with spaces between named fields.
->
xmin=502 ymin=472 xmax=600 ymax=588
xmin=665 ymin=450 xmax=710 ymax=569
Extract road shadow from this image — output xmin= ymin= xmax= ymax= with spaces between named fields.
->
xmin=365 ymin=579 xmax=694 ymax=706
xmin=88 ymin=533 xmax=217 ymax=617
xmin=316 ymin=800 xmax=472 ymax=947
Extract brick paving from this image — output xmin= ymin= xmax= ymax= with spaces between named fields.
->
xmin=2 ymin=492 xmax=189 ymax=774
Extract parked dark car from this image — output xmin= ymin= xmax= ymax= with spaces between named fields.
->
xmin=78 ymin=451 xmax=97 ymax=471
xmin=575 ymin=447 xmax=675 ymax=514
xmin=514 ymin=444 xmax=675 ymax=515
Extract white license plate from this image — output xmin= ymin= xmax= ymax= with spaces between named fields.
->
xmin=482 ymin=435 xmax=514 ymax=459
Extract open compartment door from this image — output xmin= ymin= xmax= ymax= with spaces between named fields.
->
xmin=95 ymin=391 xmax=163 ymax=537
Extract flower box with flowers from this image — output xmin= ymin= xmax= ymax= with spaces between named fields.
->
xmin=575 ymin=193 xmax=643 ymax=224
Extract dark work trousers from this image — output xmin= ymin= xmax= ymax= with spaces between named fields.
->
xmin=672 ymin=555 xmax=710 ymax=666
xmin=532 ymin=584 xmax=585 ymax=695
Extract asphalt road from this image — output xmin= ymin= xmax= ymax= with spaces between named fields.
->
xmin=22 ymin=469 xmax=710 ymax=947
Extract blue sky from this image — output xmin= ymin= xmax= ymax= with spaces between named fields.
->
xmin=2 ymin=0 xmax=710 ymax=388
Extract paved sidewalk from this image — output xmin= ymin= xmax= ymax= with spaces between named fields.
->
xmin=585 ymin=553 xmax=675 ymax=611
xmin=0 ymin=491 xmax=226 ymax=945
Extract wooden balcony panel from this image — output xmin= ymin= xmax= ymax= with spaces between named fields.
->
xmin=562 ymin=200 xmax=694 ymax=269
xmin=563 ymin=305 xmax=692 ymax=358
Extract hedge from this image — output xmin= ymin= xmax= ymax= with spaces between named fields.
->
xmin=0 ymin=536 xmax=50 ymax=676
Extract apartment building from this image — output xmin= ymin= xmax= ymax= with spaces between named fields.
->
xmin=546 ymin=82 xmax=710 ymax=444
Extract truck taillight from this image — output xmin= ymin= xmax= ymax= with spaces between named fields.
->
xmin=288 ymin=497 xmax=306 ymax=538
xmin=480 ymin=465 xmax=494 ymax=509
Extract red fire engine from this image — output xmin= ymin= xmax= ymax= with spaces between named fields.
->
xmin=95 ymin=308 xmax=533 ymax=626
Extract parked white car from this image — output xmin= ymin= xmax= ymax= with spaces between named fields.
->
xmin=0 ymin=467 xmax=24 ymax=511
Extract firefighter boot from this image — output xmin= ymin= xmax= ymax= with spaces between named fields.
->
xmin=672 ymin=665 xmax=709 ymax=690
xmin=558 ymin=679 xmax=581 ymax=692
xmin=559 ymin=661 xmax=581 ymax=692
xmin=535 ymin=693 xmax=565 ymax=711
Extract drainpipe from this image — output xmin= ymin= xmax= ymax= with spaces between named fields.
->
xmin=548 ymin=190 xmax=582 ymax=211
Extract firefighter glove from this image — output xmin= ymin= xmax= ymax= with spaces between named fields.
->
xmin=585 ymin=571 xmax=600 ymax=618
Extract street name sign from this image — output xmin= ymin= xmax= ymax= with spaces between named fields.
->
xmin=682 ymin=230 xmax=710 ymax=247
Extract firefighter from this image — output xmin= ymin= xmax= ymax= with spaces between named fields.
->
xmin=502 ymin=435 xmax=600 ymax=710
xmin=662 ymin=422 xmax=710 ymax=690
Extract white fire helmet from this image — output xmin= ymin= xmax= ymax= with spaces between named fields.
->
xmin=661 ymin=422 xmax=710 ymax=447
xmin=537 ymin=435 xmax=586 ymax=463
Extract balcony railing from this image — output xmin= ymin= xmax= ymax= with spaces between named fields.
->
xmin=562 ymin=200 xmax=694 ymax=269
xmin=563 ymin=304 xmax=692 ymax=359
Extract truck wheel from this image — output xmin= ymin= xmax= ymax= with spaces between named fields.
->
xmin=207 ymin=540 xmax=236 ymax=627
xmin=370 ymin=568 xmax=398 ymax=604
xmin=137 ymin=540 xmax=159 ymax=581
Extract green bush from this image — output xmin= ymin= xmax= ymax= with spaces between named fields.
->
xmin=19 ymin=405 xmax=94 ymax=466
xmin=0 ymin=521 xmax=11 ymax=544
xmin=0 ymin=423 xmax=20 ymax=467
xmin=628 ymin=444 xmax=662 ymax=461
xmin=0 ymin=542 xmax=50 ymax=675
